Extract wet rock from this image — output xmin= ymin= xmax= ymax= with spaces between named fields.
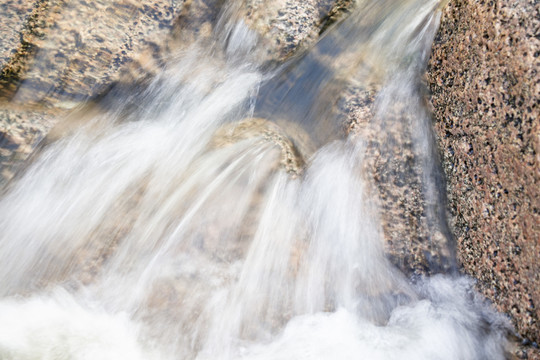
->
xmin=346 ymin=90 xmax=456 ymax=278
xmin=0 ymin=0 xmax=51 ymax=100
xmin=427 ymin=0 xmax=540 ymax=345
xmin=116 ymin=0 xmax=358 ymax=88
xmin=0 ymin=0 xmax=185 ymax=185
xmin=211 ymin=117 xmax=313 ymax=177
xmin=242 ymin=0 xmax=340 ymax=61
xmin=0 ymin=105 xmax=60 ymax=187
xmin=0 ymin=0 xmax=360 ymax=185
xmin=0 ymin=0 xmax=184 ymax=105
xmin=338 ymin=2 xmax=457 ymax=278
xmin=0 ymin=1 xmax=36 ymax=71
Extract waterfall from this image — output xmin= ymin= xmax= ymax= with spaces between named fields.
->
xmin=0 ymin=0 xmax=510 ymax=359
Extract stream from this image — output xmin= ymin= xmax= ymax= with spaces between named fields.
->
xmin=0 ymin=0 xmax=510 ymax=359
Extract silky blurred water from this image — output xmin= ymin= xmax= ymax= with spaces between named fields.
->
xmin=0 ymin=1 xmax=509 ymax=359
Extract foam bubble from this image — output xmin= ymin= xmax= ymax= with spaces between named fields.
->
xmin=0 ymin=291 xmax=160 ymax=360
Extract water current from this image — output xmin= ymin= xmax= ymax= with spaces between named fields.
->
xmin=0 ymin=0 xmax=511 ymax=359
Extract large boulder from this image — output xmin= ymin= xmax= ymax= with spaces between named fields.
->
xmin=427 ymin=0 xmax=539 ymax=355
xmin=4 ymin=3 xmax=538 ymax=357
xmin=0 ymin=0 xmax=352 ymax=186
xmin=0 ymin=0 xmax=187 ymax=186
xmin=0 ymin=0 xmax=184 ymax=104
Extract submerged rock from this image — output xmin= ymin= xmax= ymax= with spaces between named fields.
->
xmin=0 ymin=0 xmax=37 ymax=74
xmin=0 ymin=0 xmax=187 ymax=185
xmin=0 ymin=0 xmax=452 ymax=276
xmin=0 ymin=0 xmax=184 ymax=104
xmin=3 ymin=2 xmax=537 ymax=354
xmin=0 ymin=105 xmax=58 ymax=187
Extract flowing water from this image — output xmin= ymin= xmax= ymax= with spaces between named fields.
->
xmin=0 ymin=0 xmax=510 ymax=359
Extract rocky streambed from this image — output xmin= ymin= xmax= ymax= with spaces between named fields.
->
xmin=0 ymin=0 xmax=538 ymax=358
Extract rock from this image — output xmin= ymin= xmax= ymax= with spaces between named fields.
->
xmin=211 ymin=117 xmax=313 ymax=177
xmin=0 ymin=105 xmax=60 ymax=187
xmin=0 ymin=0 xmax=185 ymax=185
xmin=242 ymin=0 xmax=343 ymax=61
xmin=0 ymin=0 xmax=359 ymax=185
xmin=0 ymin=0 xmax=51 ymax=100
xmin=427 ymin=0 xmax=540 ymax=347
xmin=0 ymin=1 xmax=36 ymax=71
xmin=0 ymin=0 xmax=184 ymax=105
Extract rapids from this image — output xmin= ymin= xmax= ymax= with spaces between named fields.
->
xmin=0 ymin=0 xmax=510 ymax=359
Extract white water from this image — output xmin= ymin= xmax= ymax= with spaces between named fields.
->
xmin=0 ymin=1 xmax=510 ymax=359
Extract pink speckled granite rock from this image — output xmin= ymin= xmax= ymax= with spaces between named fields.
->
xmin=427 ymin=0 xmax=540 ymax=354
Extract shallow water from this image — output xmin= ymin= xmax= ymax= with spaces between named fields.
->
xmin=0 ymin=0 xmax=510 ymax=359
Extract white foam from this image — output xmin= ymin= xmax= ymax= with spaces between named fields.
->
xmin=236 ymin=277 xmax=509 ymax=360
xmin=0 ymin=291 xmax=160 ymax=360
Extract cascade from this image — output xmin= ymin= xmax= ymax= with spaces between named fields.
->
xmin=0 ymin=1 xmax=510 ymax=359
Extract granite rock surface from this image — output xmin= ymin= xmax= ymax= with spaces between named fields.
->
xmin=0 ymin=1 xmax=36 ymax=71
xmin=0 ymin=0 xmax=355 ymax=186
xmin=0 ymin=0 xmax=184 ymax=105
xmin=427 ymin=0 xmax=540 ymax=355
xmin=0 ymin=0 xmax=187 ymax=185
xmin=1 ymin=0 xmax=539 ymax=356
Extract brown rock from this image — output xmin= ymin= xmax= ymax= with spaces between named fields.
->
xmin=0 ymin=0 xmax=51 ymax=99
xmin=0 ymin=0 xmax=185 ymax=185
xmin=0 ymin=0 xmax=36 ymax=70
xmin=428 ymin=0 xmax=540 ymax=345
xmin=0 ymin=104 xmax=61 ymax=187
xmin=0 ymin=0 xmax=184 ymax=105
xmin=242 ymin=0 xmax=335 ymax=61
